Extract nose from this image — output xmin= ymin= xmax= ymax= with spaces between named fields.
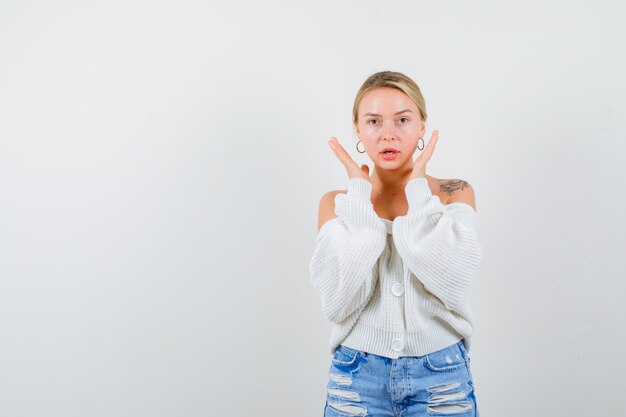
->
xmin=381 ymin=120 xmax=396 ymax=141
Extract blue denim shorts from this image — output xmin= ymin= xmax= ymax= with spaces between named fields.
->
xmin=323 ymin=340 xmax=479 ymax=417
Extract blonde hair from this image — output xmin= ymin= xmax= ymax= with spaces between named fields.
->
xmin=352 ymin=71 xmax=427 ymax=126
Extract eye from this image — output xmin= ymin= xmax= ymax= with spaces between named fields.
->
xmin=367 ymin=119 xmax=379 ymax=125
xmin=399 ymin=117 xmax=409 ymax=123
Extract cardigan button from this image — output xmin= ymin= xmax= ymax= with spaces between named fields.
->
xmin=391 ymin=282 xmax=404 ymax=297
xmin=392 ymin=338 xmax=404 ymax=352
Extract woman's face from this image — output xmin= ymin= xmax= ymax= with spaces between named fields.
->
xmin=355 ymin=87 xmax=426 ymax=168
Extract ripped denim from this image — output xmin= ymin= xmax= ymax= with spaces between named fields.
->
xmin=323 ymin=340 xmax=479 ymax=417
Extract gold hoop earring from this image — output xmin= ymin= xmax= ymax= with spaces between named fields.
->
xmin=356 ymin=140 xmax=366 ymax=154
xmin=417 ymin=137 xmax=424 ymax=151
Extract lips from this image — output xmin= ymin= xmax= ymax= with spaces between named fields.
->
xmin=380 ymin=147 xmax=400 ymax=153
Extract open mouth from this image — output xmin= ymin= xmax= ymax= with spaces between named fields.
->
xmin=380 ymin=148 xmax=399 ymax=154
xmin=380 ymin=148 xmax=400 ymax=160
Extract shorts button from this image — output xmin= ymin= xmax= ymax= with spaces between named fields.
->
xmin=392 ymin=338 xmax=404 ymax=352
xmin=391 ymin=282 xmax=404 ymax=296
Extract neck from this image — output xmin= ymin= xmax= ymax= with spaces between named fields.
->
xmin=371 ymin=166 xmax=415 ymax=192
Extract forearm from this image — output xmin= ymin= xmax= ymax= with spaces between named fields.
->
xmin=393 ymin=177 xmax=483 ymax=312
xmin=310 ymin=178 xmax=387 ymax=323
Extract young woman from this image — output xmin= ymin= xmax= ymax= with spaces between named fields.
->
xmin=310 ymin=71 xmax=483 ymax=417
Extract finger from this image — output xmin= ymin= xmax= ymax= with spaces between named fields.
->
xmin=361 ymin=164 xmax=370 ymax=176
xmin=413 ymin=130 xmax=438 ymax=167
xmin=423 ymin=130 xmax=439 ymax=160
xmin=328 ymin=137 xmax=357 ymax=169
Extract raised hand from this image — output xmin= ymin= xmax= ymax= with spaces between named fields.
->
xmin=328 ymin=137 xmax=371 ymax=182
xmin=411 ymin=130 xmax=439 ymax=179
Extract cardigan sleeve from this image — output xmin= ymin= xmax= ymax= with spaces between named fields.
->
xmin=309 ymin=178 xmax=387 ymax=324
xmin=392 ymin=177 xmax=484 ymax=313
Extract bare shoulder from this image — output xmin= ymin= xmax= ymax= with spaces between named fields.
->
xmin=317 ymin=189 xmax=347 ymax=232
xmin=438 ymin=178 xmax=477 ymax=212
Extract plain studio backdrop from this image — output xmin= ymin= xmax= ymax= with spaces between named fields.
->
xmin=0 ymin=0 xmax=624 ymax=416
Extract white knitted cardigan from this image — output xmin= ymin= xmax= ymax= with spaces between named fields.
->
xmin=309 ymin=176 xmax=484 ymax=359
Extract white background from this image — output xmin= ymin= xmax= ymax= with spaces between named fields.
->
xmin=1 ymin=1 xmax=624 ymax=416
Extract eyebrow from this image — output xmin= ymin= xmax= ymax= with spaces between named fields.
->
xmin=362 ymin=109 xmax=413 ymax=118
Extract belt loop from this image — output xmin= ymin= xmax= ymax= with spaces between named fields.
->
xmin=457 ymin=340 xmax=468 ymax=360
